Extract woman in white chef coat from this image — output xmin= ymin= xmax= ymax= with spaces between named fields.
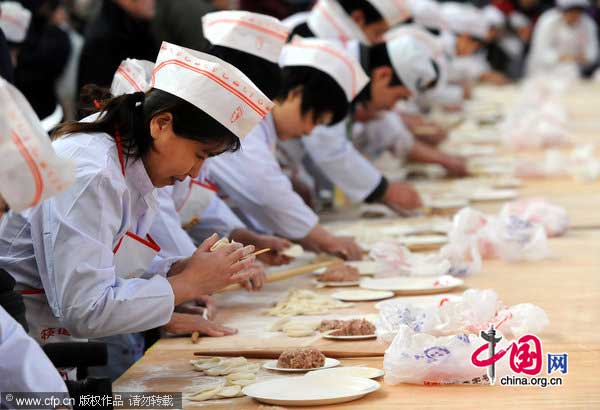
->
xmin=527 ymin=0 xmax=598 ymax=76
xmin=109 ymin=55 xmax=294 ymax=271
xmin=209 ymin=36 xmax=369 ymax=260
xmin=0 ymin=42 xmax=268 ymax=379
xmin=0 ymin=76 xmax=72 ymax=394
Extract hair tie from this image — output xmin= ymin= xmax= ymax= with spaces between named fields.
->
xmin=131 ymin=91 xmax=146 ymax=108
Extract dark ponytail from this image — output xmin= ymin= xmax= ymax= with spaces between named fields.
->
xmin=52 ymin=86 xmax=241 ymax=160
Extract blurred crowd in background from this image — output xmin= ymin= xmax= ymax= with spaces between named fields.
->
xmin=1 ymin=0 xmax=599 ymax=125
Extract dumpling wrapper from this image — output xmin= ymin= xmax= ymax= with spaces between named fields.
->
xmin=281 ymin=244 xmax=303 ymax=258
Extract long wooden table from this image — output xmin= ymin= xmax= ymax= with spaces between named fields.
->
xmin=114 ymin=83 xmax=600 ymax=408
xmin=114 ymin=229 xmax=600 ymax=408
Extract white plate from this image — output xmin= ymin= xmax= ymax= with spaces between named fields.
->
xmin=469 ymin=189 xmax=518 ymax=202
xmin=243 ymin=375 xmax=380 ymax=406
xmin=263 ymin=357 xmax=340 ymax=373
xmin=376 ymin=225 xmax=420 ymax=236
xmin=331 ymin=290 xmax=394 ymax=302
xmin=450 ymin=145 xmax=497 ymax=157
xmin=491 ymin=178 xmax=522 ymax=189
xmin=360 ymin=275 xmax=464 ymax=295
xmin=426 ymin=198 xmax=469 ymax=209
xmin=396 ymin=235 xmax=448 ymax=250
xmin=346 ymin=260 xmax=384 ymax=275
xmin=321 ymin=330 xmax=377 ymax=340
xmin=306 ymin=367 xmax=384 ymax=379
xmin=314 ymin=279 xmax=360 ymax=287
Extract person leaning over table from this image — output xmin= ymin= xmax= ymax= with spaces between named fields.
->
xmin=207 ymin=34 xmax=370 ymax=261
xmin=109 ymin=54 xmax=296 ymax=270
xmin=0 ymin=75 xmax=74 ymax=394
xmin=193 ymin=10 xmax=364 ymax=261
xmin=288 ymin=36 xmax=448 ymax=215
xmin=104 ymin=58 xmax=268 ymax=346
xmin=442 ymin=2 xmax=511 ymax=88
xmin=349 ymin=27 xmax=467 ymax=177
xmin=526 ymin=0 xmax=599 ymax=76
xmin=0 ymin=42 xmax=269 ymax=381
xmin=281 ymin=0 xmax=459 ymax=212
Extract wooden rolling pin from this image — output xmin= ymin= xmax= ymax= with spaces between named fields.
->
xmin=193 ymin=350 xmax=381 ymax=359
xmin=219 ymin=258 xmax=340 ymax=293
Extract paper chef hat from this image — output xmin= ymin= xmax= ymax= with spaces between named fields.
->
xmin=151 ymin=42 xmax=274 ymax=139
xmin=0 ymin=1 xmax=32 ymax=43
xmin=386 ymin=35 xmax=437 ymax=95
xmin=307 ymin=0 xmax=371 ymax=44
xmin=412 ymin=0 xmax=448 ymax=31
xmin=279 ymin=36 xmax=369 ymax=102
xmin=202 ymin=10 xmax=290 ymax=63
xmin=0 ymin=77 xmax=74 ymax=211
xmin=385 ymin=25 xmax=445 ymax=61
xmin=111 ymin=59 xmax=154 ymax=96
xmin=367 ymin=0 xmax=412 ymax=26
xmin=441 ymin=2 xmax=489 ymax=41
xmin=482 ymin=5 xmax=506 ymax=28
xmin=556 ymin=0 xmax=589 ymax=9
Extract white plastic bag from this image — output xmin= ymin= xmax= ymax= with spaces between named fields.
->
xmin=377 ymin=289 xmax=549 ymax=343
xmin=446 ymin=207 xmax=550 ymax=262
xmin=0 ymin=78 xmax=74 ymax=212
xmin=384 ymin=325 xmax=512 ymax=385
xmin=501 ymin=198 xmax=569 ymax=237
xmin=369 ymin=241 xmax=452 ymax=277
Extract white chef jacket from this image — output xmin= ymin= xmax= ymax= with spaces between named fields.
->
xmin=526 ymin=8 xmax=599 ymax=75
xmin=207 ymin=113 xmax=319 ymax=239
xmin=151 ymin=187 xmax=197 ymax=258
xmin=165 ymin=174 xmax=247 ymax=243
xmin=447 ymin=52 xmax=491 ymax=83
xmin=302 ymin=118 xmax=383 ymax=203
xmin=186 ymin=195 xmax=247 ymax=243
xmin=0 ymin=305 xmax=68 ymax=393
xmin=352 ymin=111 xmax=415 ymax=161
xmin=0 ymin=131 xmax=176 ymax=339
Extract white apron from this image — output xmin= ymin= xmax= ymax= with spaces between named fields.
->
xmin=177 ymin=179 xmax=218 ymax=229
xmin=18 ymin=131 xmax=161 ymax=379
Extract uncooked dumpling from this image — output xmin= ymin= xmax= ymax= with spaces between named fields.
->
xmin=186 ymin=384 xmax=224 ymax=402
xmin=226 ymin=372 xmax=256 ymax=382
xmin=216 ymin=385 xmax=242 ymax=398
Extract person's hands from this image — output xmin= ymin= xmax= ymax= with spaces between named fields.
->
xmin=441 ymin=155 xmax=468 ymax=177
xmin=383 ymin=181 xmax=423 ymax=212
xmin=412 ymin=123 xmax=448 ymax=146
xmin=481 ymin=71 xmax=511 ymax=86
xmin=164 ymin=313 xmax=237 ymax=337
xmin=175 ymin=295 xmax=217 ymax=320
xmin=168 ymin=234 xmax=257 ymax=304
xmin=239 ymin=262 xmax=267 ymax=292
xmin=560 ymin=53 xmax=585 ymax=64
xmin=253 ymin=235 xmax=294 ymax=266
xmin=321 ymin=236 xmax=364 ymax=261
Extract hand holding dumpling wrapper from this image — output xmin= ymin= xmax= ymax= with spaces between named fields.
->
xmin=0 ymin=77 xmax=74 ymax=212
